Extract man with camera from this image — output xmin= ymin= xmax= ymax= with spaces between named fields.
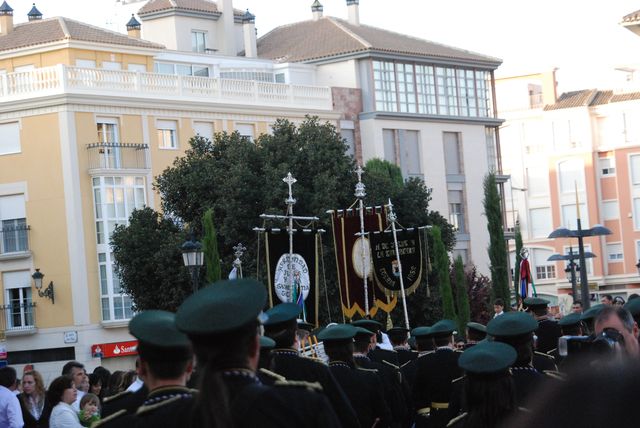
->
xmin=593 ymin=306 xmax=639 ymax=359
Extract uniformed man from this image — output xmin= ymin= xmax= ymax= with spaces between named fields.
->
xmin=463 ymin=322 xmax=486 ymax=349
xmin=353 ymin=327 xmax=411 ymax=427
xmin=264 ymin=302 xmax=359 ymax=428
xmin=552 ymin=312 xmax=584 ymax=372
xmin=411 ymin=320 xmax=462 ymax=428
xmin=486 ymin=311 xmax=546 ymax=408
xmin=95 ymin=310 xmax=194 ymax=427
xmin=257 ymin=335 xmax=279 ymax=384
xmin=352 ymin=319 xmax=400 ymax=367
xmin=580 ymin=303 xmax=605 ymax=335
xmin=175 ymin=278 xmax=342 ymax=427
xmin=524 ymin=297 xmax=562 ymax=354
xmin=447 ymin=341 xmax=518 ymax=428
xmin=402 ymin=326 xmax=434 ymax=389
xmin=388 ymin=327 xmax=418 ymax=366
xmin=623 ymin=298 xmax=640 ymax=339
xmin=319 ymin=324 xmax=392 ymax=427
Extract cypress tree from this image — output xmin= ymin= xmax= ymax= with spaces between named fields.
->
xmin=483 ymin=173 xmax=510 ymax=310
xmin=432 ymin=226 xmax=456 ymax=320
xmin=202 ymin=208 xmax=221 ymax=283
xmin=454 ymin=255 xmax=470 ymax=334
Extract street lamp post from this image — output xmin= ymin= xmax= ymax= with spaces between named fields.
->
xmin=181 ymin=236 xmax=204 ymax=292
xmin=548 ymin=224 xmax=610 ymax=310
xmin=548 ymin=247 xmax=596 ymax=302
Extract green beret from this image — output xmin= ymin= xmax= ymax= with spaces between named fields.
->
xmin=354 ymin=326 xmax=375 ymax=342
xmin=176 ymin=278 xmax=266 ymax=335
xmin=580 ymin=304 xmax=605 ymax=321
xmin=317 ymin=324 xmax=357 ymax=342
xmin=487 ymin=312 xmax=538 ymax=337
xmin=264 ymin=303 xmax=301 ymax=326
xmin=624 ymin=299 xmax=640 ymax=317
xmin=459 ymin=341 xmax=516 ymax=374
xmin=351 ymin=319 xmax=383 ymax=333
xmin=558 ymin=313 xmax=582 ymax=327
xmin=129 ymin=310 xmax=190 ymax=349
xmin=411 ymin=326 xmax=432 ymax=338
xmin=259 ymin=336 xmax=276 ymax=350
xmin=297 ymin=321 xmax=316 ymax=332
xmin=430 ymin=319 xmax=456 ymax=337
xmin=523 ymin=297 xmax=549 ymax=309
xmin=466 ymin=322 xmax=487 ymax=334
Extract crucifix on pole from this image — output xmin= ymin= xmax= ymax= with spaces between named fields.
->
xmin=354 ymin=165 xmax=370 ymax=315
xmin=283 ymin=172 xmax=297 ymax=301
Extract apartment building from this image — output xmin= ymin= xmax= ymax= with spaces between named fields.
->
xmin=497 ymin=70 xmax=640 ymax=312
xmin=0 ymin=0 xmax=337 ymax=378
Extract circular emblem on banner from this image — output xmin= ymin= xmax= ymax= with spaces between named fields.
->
xmin=274 ymin=253 xmax=310 ymax=303
xmin=352 ymin=236 xmax=372 ymax=279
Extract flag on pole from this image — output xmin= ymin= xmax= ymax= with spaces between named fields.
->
xmin=518 ymin=257 xmax=536 ymax=298
xmin=228 ymin=266 xmax=238 ymax=280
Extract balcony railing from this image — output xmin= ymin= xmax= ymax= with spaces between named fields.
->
xmin=0 ymin=224 xmax=30 ymax=257
xmin=0 ymin=302 xmax=36 ymax=334
xmin=87 ymin=143 xmax=149 ymax=171
xmin=0 ymin=65 xmax=334 ymax=111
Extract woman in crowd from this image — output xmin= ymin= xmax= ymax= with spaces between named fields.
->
xmin=18 ymin=370 xmax=51 ymax=428
xmin=87 ymin=375 xmax=102 ymax=403
xmin=105 ymin=371 xmax=124 ymax=398
xmin=90 ymin=368 xmax=110 ymax=402
xmin=121 ymin=370 xmax=137 ymax=391
xmin=47 ymin=376 xmax=82 ymax=428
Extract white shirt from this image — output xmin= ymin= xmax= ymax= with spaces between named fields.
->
xmin=0 ymin=385 xmax=23 ymax=428
xmin=49 ymin=402 xmax=83 ymax=428
xmin=71 ymin=390 xmax=85 ymax=412
xmin=126 ymin=378 xmax=144 ymax=393
xmin=493 ymin=311 xmax=504 ymax=318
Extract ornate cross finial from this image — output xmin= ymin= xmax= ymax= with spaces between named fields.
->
xmin=354 ymin=165 xmax=366 ymax=199
xmin=283 ymin=172 xmax=297 ymax=206
xmin=387 ymin=199 xmax=397 ymax=222
xmin=233 ymin=243 xmax=246 ymax=259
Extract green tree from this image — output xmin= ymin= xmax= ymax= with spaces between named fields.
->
xmin=432 ymin=226 xmax=456 ymax=320
xmin=111 ymin=207 xmax=192 ymax=311
xmin=202 ymin=208 xmax=221 ymax=283
xmin=453 ymin=256 xmax=470 ymax=334
xmin=513 ymin=222 xmax=523 ymax=306
xmin=483 ymin=173 xmax=510 ymax=309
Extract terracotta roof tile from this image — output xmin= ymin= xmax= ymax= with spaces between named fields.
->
xmin=622 ymin=9 xmax=640 ymax=24
xmin=0 ymin=17 xmax=164 ymax=52
xmin=544 ymin=89 xmax=640 ymax=110
xmin=257 ymin=17 xmax=501 ymax=66
xmin=138 ymin=0 xmax=244 ymax=16
xmin=611 ymin=91 xmax=640 ymax=103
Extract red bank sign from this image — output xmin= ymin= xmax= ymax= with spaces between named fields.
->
xmin=91 ymin=340 xmax=138 ymax=359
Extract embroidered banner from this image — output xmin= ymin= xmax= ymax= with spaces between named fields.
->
xmin=370 ymin=228 xmax=423 ymax=297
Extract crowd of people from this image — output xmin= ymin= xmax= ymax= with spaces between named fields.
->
xmin=0 ymin=361 xmax=144 ymax=428
xmin=2 ymin=278 xmax=640 ymax=428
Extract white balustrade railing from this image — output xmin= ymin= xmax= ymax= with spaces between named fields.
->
xmin=0 ymin=65 xmax=333 ymax=110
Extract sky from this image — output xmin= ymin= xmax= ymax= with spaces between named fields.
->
xmin=10 ymin=0 xmax=640 ymax=92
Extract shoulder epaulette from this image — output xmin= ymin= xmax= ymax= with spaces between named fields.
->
xmin=535 ymin=351 xmax=554 ymax=360
xmin=399 ymin=361 xmax=413 ymax=369
xmin=259 ymin=368 xmax=286 ymax=382
xmin=307 ymin=356 xmax=327 ymax=365
xmin=136 ymin=395 xmax=183 ymax=416
xmin=356 ymin=367 xmax=379 ymax=373
xmin=543 ymin=370 xmax=566 ymax=381
xmin=546 ymin=348 xmax=557 ymax=355
xmin=103 ymin=390 xmax=132 ymax=403
xmin=93 ymin=409 xmax=127 ymax=427
xmin=274 ymin=379 xmax=323 ymax=393
xmin=446 ymin=412 xmax=467 ymax=427
xmin=381 ymin=360 xmax=400 ymax=370
xmin=451 ymin=375 xmax=465 ymax=384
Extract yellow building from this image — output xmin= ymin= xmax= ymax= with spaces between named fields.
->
xmin=0 ymin=0 xmax=337 ymax=379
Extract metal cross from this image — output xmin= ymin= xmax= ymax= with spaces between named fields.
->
xmin=233 ymin=243 xmax=247 ymax=259
xmin=355 ymin=165 xmax=364 ymax=182
xmin=355 ymin=165 xmax=366 ymax=199
xmin=283 ymin=172 xmax=297 ymax=206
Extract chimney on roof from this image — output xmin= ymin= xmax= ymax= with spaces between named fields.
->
xmin=242 ymin=9 xmax=256 ymax=58
xmin=27 ymin=3 xmax=42 ymax=21
xmin=346 ymin=0 xmax=359 ymax=26
xmin=312 ymin=0 xmax=323 ymax=21
xmin=0 ymin=1 xmax=14 ymax=36
xmin=219 ymin=0 xmax=236 ymax=56
xmin=126 ymin=14 xmax=141 ymax=39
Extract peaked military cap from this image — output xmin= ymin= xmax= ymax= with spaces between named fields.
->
xmin=466 ymin=322 xmax=487 ymax=334
xmin=264 ymin=303 xmax=301 ymax=326
xmin=176 ymin=278 xmax=267 ymax=335
xmin=458 ymin=341 xmax=517 ymax=374
xmin=411 ymin=326 xmax=432 ymax=338
xmin=558 ymin=312 xmax=582 ymax=327
xmin=129 ymin=310 xmax=190 ymax=348
xmin=351 ymin=319 xmax=383 ymax=333
xmin=297 ymin=320 xmax=316 ymax=332
xmin=353 ymin=326 xmax=375 ymax=342
xmin=487 ymin=311 xmax=538 ymax=337
xmin=624 ymin=298 xmax=640 ymax=317
xmin=580 ymin=304 xmax=605 ymax=321
xmin=317 ymin=324 xmax=357 ymax=342
xmin=430 ymin=319 xmax=456 ymax=337
xmin=523 ymin=297 xmax=549 ymax=309
xmin=259 ymin=335 xmax=276 ymax=350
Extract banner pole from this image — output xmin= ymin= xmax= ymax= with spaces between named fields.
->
xmin=355 ymin=166 xmax=370 ymax=316
xmin=283 ymin=172 xmax=298 ymax=307
xmin=387 ymin=199 xmax=410 ymax=330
